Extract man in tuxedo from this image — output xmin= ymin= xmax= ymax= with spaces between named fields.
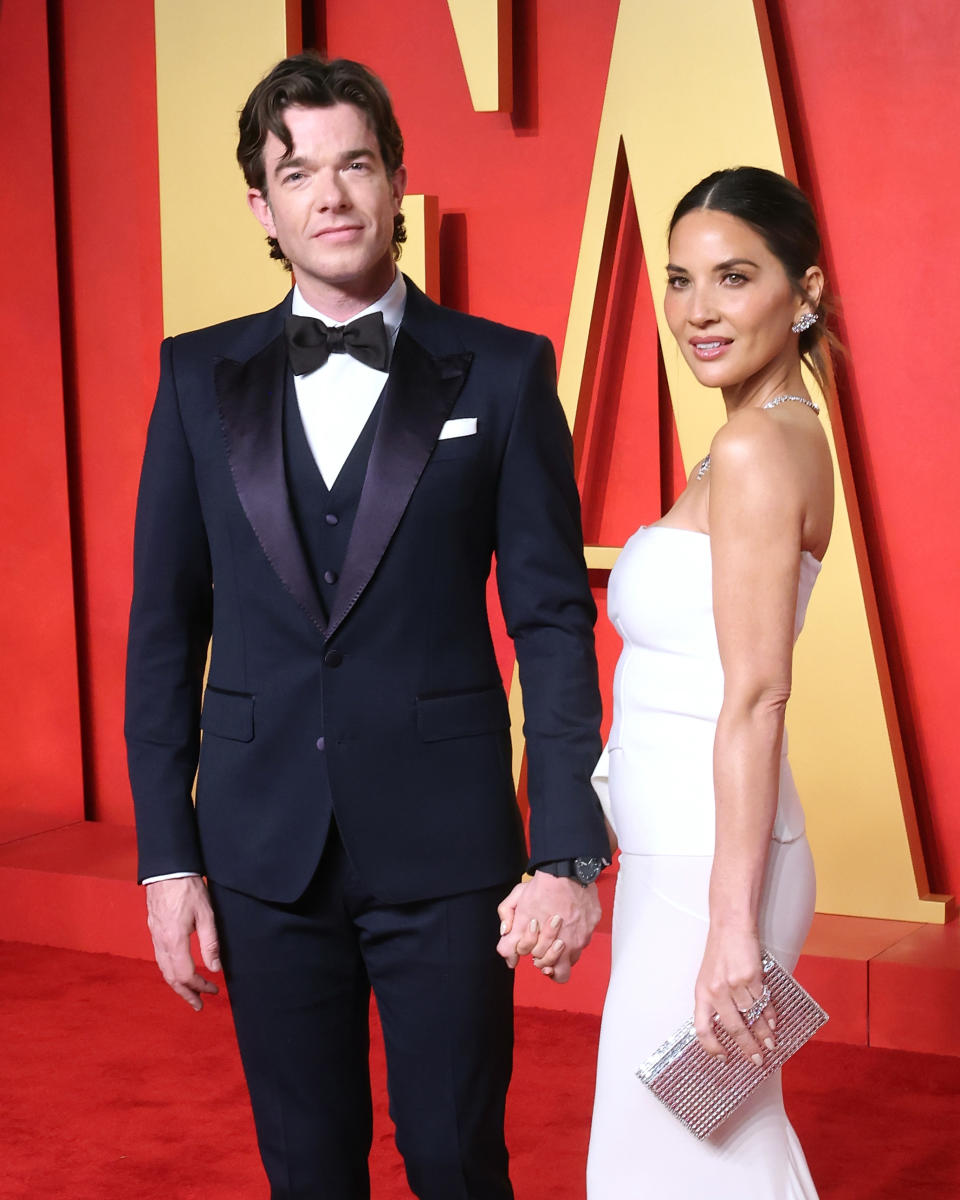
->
xmin=126 ymin=53 xmax=609 ymax=1199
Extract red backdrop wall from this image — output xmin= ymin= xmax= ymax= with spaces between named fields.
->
xmin=2 ymin=0 xmax=958 ymax=896
xmin=0 ymin=1 xmax=84 ymax=838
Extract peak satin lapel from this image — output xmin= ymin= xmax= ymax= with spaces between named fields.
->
xmin=216 ymin=336 xmax=326 ymax=632
xmin=326 ymin=330 xmax=472 ymax=641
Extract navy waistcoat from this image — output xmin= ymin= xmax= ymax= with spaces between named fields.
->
xmin=283 ymin=372 xmax=384 ymax=624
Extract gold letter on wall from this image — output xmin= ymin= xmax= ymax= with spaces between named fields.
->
xmin=446 ymin=0 xmax=513 ymax=112
xmin=154 ymin=0 xmax=294 ymax=336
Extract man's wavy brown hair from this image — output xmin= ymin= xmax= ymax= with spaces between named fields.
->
xmin=237 ymin=52 xmax=406 ymax=269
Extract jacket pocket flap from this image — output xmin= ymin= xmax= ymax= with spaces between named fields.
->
xmin=416 ymin=686 xmax=510 ymax=742
xmin=201 ymin=687 xmax=254 ymax=742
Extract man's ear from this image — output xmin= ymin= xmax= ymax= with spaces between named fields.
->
xmin=390 ymin=164 xmax=408 ymax=214
xmin=247 ymin=189 xmax=277 ymax=238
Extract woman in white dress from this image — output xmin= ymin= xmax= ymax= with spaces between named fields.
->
xmin=583 ymin=167 xmax=835 ymax=1197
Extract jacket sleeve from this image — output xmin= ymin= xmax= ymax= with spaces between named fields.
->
xmin=124 ymin=337 xmax=212 ymax=882
xmin=494 ymin=335 xmax=609 ymax=868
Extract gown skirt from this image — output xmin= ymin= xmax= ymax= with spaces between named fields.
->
xmin=587 ymin=526 xmax=823 ymax=1197
xmin=586 ymin=838 xmax=819 ymax=1198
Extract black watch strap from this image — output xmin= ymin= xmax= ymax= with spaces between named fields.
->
xmin=535 ymin=859 xmax=577 ymax=878
xmin=535 ymin=856 xmax=607 ymax=886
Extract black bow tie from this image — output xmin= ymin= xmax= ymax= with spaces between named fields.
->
xmin=285 ymin=311 xmax=390 ymax=375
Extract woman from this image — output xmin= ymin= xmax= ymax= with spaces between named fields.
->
xmin=584 ymin=167 xmax=834 ymax=1196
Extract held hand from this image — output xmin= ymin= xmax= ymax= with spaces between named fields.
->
xmin=496 ymin=882 xmax=525 ymax=966
xmin=693 ymin=926 xmax=776 ymax=1067
xmin=496 ymin=872 xmax=601 ymax=984
xmin=496 ymin=880 xmax=566 ymax=973
xmin=146 ymin=876 xmax=221 ymax=1011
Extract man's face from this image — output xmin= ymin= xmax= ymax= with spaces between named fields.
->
xmin=247 ymin=102 xmax=406 ymax=313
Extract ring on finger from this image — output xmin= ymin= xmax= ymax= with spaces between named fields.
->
xmin=737 ymin=985 xmax=771 ymax=1026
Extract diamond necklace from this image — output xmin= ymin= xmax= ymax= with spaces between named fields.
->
xmin=695 ymin=393 xmax=820 ymax=481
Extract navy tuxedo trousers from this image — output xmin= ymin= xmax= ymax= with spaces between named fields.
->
xmin=209 ymin=825 xmax=516 ymax=1200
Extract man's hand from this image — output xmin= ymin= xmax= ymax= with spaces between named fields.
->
xmin=146 ymin=876 xmax=221 ymax=1011
xmin=496 ymin=871 xmax=602 ymax=984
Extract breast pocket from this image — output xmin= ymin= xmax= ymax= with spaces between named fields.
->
xmin=200 ymin=686 xmax=255 ymax=742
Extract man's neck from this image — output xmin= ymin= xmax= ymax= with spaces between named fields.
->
xmin=295 ymin=261 xmax=397 ymax=323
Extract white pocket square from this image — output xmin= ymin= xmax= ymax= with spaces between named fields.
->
xmin=437 ymin=417 xmax=477 ymax=440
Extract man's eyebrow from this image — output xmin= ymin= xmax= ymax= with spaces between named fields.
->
xmin=338 ymin=147 xmax=376 ymax=163
xmin=272 ymin=154 xmax=308 ymax=177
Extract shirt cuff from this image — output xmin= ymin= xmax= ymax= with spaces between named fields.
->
xmin=142 ymin=871 xmax=202 ymax=885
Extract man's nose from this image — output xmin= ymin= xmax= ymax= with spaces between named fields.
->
xmin=314 ymin=170 xmax=349 ymax=210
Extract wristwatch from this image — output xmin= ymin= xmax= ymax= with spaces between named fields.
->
xmin=535 ymin=856 xmax=608 ymax=887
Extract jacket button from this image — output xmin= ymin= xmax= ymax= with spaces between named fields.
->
xmin=324 ymin=649 xmax=343 ymax=668
xmin=323 ymin=569 xmax=338 ymax=585
xmin=315 ymin=736 xmax=325 ymax=751
xmin=325 ymin=513 xmax=339 ymax=526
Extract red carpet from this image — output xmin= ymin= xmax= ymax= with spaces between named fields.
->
xmin=1 ymin=941 xmax=957 ymax=1199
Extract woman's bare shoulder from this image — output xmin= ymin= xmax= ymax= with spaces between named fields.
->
xmin=709 ymin=405 xmax=824 ymax=480
xmin=709 ymin=408 xmax=791 ymax=476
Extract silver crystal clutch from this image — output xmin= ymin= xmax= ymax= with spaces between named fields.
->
xmin=636 ymin=950 xmax=828 ymax=1140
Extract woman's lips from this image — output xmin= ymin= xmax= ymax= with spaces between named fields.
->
xmin=689 ymin=338 xmax=732 ymax=360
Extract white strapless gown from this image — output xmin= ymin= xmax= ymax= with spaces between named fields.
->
xmin=587 ymin=527 xmax=821 ymax=1198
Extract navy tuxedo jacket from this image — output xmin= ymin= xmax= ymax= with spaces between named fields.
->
xmin=125 ymin=279 xmax=608 ymax=904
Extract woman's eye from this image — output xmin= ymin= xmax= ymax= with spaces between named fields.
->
xmin=723 ymin=272 xmax=747 ymax=285
xmin=667 ymin=275 xmax=689 ymax=289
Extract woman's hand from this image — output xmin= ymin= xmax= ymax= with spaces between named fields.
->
xmin=693 ymin=925 xmax=775 ymax=1067
xmin=497 ymin=881 xmax=565 ymax=974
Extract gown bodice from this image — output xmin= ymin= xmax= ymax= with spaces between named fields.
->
xmin=593 ymin=525 xmax=821 ymax=855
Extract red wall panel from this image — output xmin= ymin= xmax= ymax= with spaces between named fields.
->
xmin=0 ymin=0 xmax=84 ymax=837
xmin=51 ymin=0 xmax=164 ymax=823
xmin=770 ymin=0 xmax=960 ymax=893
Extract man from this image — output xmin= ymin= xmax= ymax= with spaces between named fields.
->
xmin=126 ymin=53 xmax=609 ymax=1199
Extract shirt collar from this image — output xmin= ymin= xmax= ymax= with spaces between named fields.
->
xmin=291 ymin=271 xmax=406 ymax=346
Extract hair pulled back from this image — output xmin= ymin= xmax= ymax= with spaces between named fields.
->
xmin=237 ymin=52 xmax=406 ymax=269
xmin=669 ymin=166 xmax=833 ymax=390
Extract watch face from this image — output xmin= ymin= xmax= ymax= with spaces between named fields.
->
xmin=574 ymin=857 xmax=604 ymax=885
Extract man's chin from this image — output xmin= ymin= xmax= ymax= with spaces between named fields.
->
xmin=297 ymin=255 xmax=395 ymax=296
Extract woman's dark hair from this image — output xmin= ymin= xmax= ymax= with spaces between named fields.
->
xmin=669 ymin=166 xmax=835 ymax=390
xmin=237 ymin=53 xmax=406 ymax=268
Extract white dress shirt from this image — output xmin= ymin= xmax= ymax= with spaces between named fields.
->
xmin=143 ymin=272 xmax=407 ymax=886
xmin=291 ymin=271 xmax=406 ymax=487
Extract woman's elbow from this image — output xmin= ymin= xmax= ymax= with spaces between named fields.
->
xmin=722 ymin=683 xmax=792 ymax=726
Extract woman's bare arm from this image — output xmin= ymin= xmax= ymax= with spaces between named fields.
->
xmin=693 ymin=409 xmax=807 ymax=1064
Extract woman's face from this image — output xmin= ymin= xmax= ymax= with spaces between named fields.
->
xmin=664 ymin=209 xmax=814 ymax=395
